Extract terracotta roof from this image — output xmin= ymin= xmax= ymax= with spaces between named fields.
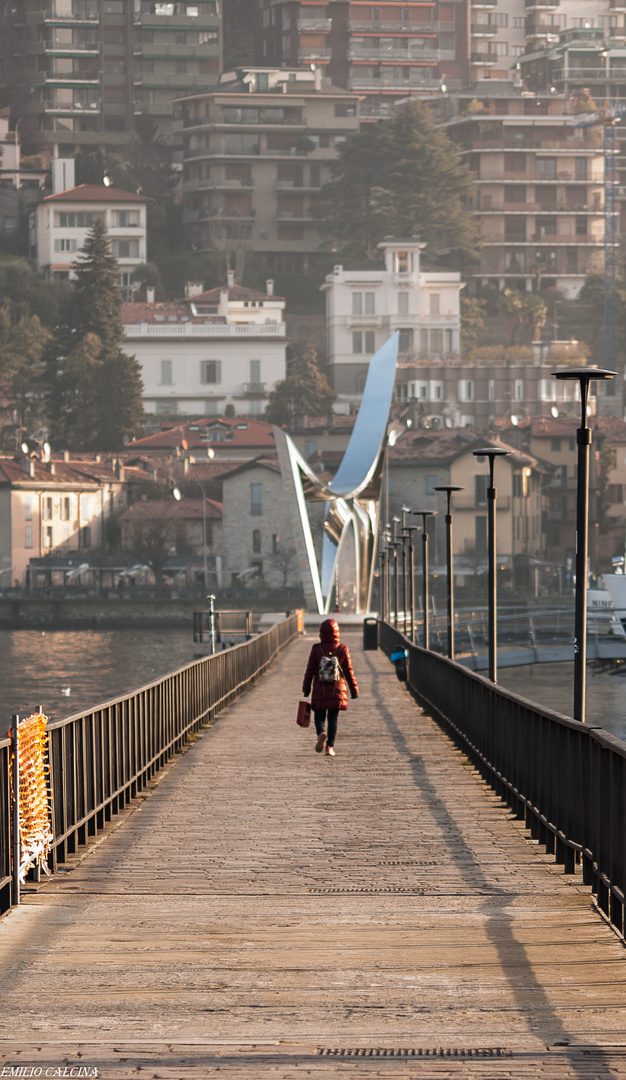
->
xmin=119 ymin=497 xmax=222 ymax=522
xmin=530 ymin=417 xmax=580 ymax=437
xmin=219 ymin=456 xmax=280 ymax=480
xmin=124 ymin=417 xmax=276 ymax=452
xmin=121 ymin=301 xmax=226 ymax=326
xmin=186 ymin=461 xmax=242 ymax=482
xmin=43 ymin=184 xmax=150 ymax=204
xmin=0 ymin=457 xmax=103 ymax=485
xmin=389 ymin=429 xmax=540 ymax=469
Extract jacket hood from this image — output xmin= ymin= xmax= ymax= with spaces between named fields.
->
xmin=319 ymin=618 xmax=340 ymax=645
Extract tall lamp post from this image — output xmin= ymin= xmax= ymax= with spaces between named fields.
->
xmin=391 ymin=516 xmax=401 ymax=628
xmin=403 ymin=524 xmax=419 ymax=643
xmin=471 ymin=448 xmax=510 ymax=683
xmin=400 ymin=505 xmax=411 ymax=632
xmin=412 ymin=511 xmax=436 ymax=649
xmin=552 ymin=367 xmax=616 ymax=722
xmin=434 ymin=485 xmax=464 ymax=660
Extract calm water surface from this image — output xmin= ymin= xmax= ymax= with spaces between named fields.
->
xmin=498 ymin=662 xmax=626 ymax=744
xmin=2 ymin=627 xmax=196 ymax=727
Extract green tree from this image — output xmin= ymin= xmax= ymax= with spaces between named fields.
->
xmin=265 ymin=347 xmax=336 ymax=425
xmin=316 ymin=101 xmax=480 ymax=266
xmin=0 ymin=301 xmax=50 ymax=445
xmin=460 ymin=295 xmax=486 ymax=356
xmin=496 ymin=289 xmax=547 ymax=345
xmin=46 ymin=221 xmax=144 ymax=449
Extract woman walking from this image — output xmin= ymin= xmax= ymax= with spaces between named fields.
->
xmin=302 ymin=619 xmax=358 ymax=757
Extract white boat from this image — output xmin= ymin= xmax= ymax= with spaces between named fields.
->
xmin=591 ymin=577 xmax=626 ymax=638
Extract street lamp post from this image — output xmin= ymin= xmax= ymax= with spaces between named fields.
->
xmin=391 ymin=516 xmax=401 ymax=628
xmin=471 ymin=448 xmax=511 ymax=683
xmin=552 ymin=367 xmax=616 ymax=722
xmin=412 ymin=511 xmax=436 ymax=649
xmin=403 ymin=524 xmax=419 ymax=643
xmin=434 ymin=486 xmax=464 ymax=660
xmin=400 ymin=506 xmax=411 ymax=632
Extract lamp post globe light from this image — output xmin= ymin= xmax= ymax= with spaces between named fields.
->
xmin=434 ymin=486 xmax=464 ymax=660
xmin=471 ymin=448 xmax=511 ymax=683
xmin=552 ymin=367 xmax=616 ymax=723
xmin=412 ymin=511 xmax=436 ymax=649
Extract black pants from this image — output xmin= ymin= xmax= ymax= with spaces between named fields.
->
xmin=314 ymin=708 xmax=339 ymax=748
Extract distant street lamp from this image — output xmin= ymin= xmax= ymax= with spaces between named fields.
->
xmin=471 ymin=448 xmax=510 ymax=683
xmin=434 ymin=485 xmax=464 ymax=660
xmin=552 ymin=366 xmax=616 ymax=722
xmin=412 ymin=511 xmax=436 ymax=649
xmin=400 ymin=505 xmax=411 ymax=632
xmin=402 ymin=524 xmax=419 ymax=642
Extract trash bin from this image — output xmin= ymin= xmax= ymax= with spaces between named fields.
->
xmin=390 ymin=647 xmax=408 ymax=682
xmin=363 ymin=617 xmax=378 ymax=650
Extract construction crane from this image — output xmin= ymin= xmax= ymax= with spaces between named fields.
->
xmin=576 ymin=103 xmax=626 ymax=370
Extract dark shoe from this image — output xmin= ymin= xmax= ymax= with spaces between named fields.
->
xmin=315 ymin=731 xmax=327 ymax=753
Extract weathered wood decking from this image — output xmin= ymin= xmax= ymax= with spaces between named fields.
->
xmin=0 ymin=634 xmax=625 ymax=1078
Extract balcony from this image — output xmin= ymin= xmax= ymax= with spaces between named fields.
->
xmin=524 ymin=0 xmax=560 ymax=7
xmin=470 ymin=0 xmax=497 ymax=6
xmin=349 ymin=18 xmax=432 ymax=31
xmin=348 ymin=75 xmax=436 ymax=91
xmin=349 ymin=46 xmax=439 ymax=61
xmin=44 ymin=71 xmax=99 ymax=82
xmin=297 ymin=47 xmax=332 ymax=61
xmin=125 ymin=323 xmax=286 ymax=338
xmin=242 ymin=382 xmax=267 ymax=395
xmin=275 ymin=210 xmax=315 ymax=220
xmin=470 ymin=51 xmax=499 ymax=64
xmin=553 ymin=67 xmax=609 ymax=82
xmin=471 ymin=21 xmax=498 ymax=34
xmin=297 ymin=17 xmax=331 ymax=31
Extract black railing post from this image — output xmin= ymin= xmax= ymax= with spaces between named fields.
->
xmin=403 ymin=525 xmax=419 ymax=643
xmin=11 ymin=713 xmax=19 ymax=907
xmin=412 ymin=511 xmax=436 ymax=650
xmin=472 ymin=448 xmax=510 ymax=683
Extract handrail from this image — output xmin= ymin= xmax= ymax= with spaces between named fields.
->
xmin=0 ymin=614 xmax=300 ymax=915
xmin=379 ymin=620 xmax=626 ymax=937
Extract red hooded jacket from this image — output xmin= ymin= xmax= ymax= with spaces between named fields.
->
xmin=302 ymin=619 xmax=359 ymax=711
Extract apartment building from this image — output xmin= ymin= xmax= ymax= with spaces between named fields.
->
xmin=0 ymin=0 xmax=221 ymax=159
xmin=428 ymin=81 xmax=605 ymax=296
xmin=31 ymin=178 xmax=149 ymax=284
xmin=253 ymin=0 xmax=469 ymax=117
xmin=177 ymin=66 xmax=360 ymax=273
xmin=322 ymin=237 xmax=462 ymax=405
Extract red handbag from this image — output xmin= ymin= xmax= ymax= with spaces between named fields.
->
xmin=297 ymin=700 xmax=311 ymax=727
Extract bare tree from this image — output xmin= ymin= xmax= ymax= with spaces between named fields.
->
xmin=268 ymin=543 xmax=298 ymax=588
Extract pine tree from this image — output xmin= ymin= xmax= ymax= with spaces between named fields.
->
xmin=46 ymin=222 xmax=144 ymax=449
xmin=317 ymin=100 xmax=480 ymax=267
xmin=265 ymin=347 xmax=336 ymax=426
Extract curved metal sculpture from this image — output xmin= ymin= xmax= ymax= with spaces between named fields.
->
xmin=274 ymin=332 xmax=398 ymax=613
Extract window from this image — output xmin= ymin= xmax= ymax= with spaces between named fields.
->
xmin=25 ymin=525 xmax=32 ymax=549
xmin=44 ymin=526 xmax=53 ymax=548
xmin=56 ymin=212 xmax=94 ymax=227
xmin=80 ymin=494 xmax=89 ymax=520
xmin=252 ymin=529 xmax=261 ymax=553
xmin=200 ymin=360 xmax=221 ymax=384
xmin=458 ymin=379 xmax=474 ymax=402
xmin=488 ymin=379 xmax=495 ymax=401
xmin=272 ymin=533 xmax=280 ymax=553
xmin=54 ymin=239 xmax=76 ymax=252
xmin=575 ymin=157 xmax=588 ymax=181
xmin=251 ymin=483 xmax=262 ymax=516
xmin=504 ymin=153 xmax=525 ymax=173
xmin=249 ymin=359 xmax=261 ymax=386
xmin=426 ymin=475 xmax=438 ymax=495
xmin=110 ymin=239 xmax=139 ymax=258
xmin=430 ymin=329 xmax=443 ymax=355
xmin=335 ymin=103 xmax=356 ymax=117
xmin=396 ymin=250 xmax=409 ymax=273
xmin=514 ymin=379 xmax=524 ymax=401
xmin=429 ymin=294 xmax=440 ymax=316
xmin=576 ymin=216 xmax=587 ymax=236
xmin=398 ymin=328 xmax=413 ymax=353
xmin=113 ymin=210 xmax=139 ymax=227
xmin=352 ymin=331 xmax=363 ymax=354
xmin=43 ymin=497 xmax=53 ymax=521
xmin=79 ymin=525 xmax=91 ymax=548
xmin=551 ymin=437 xmax=561 ymax=452
xmin=352 ymin=292 xmax=362 ymax=316
xmin=364 ymin=292 xmax=375 ymax=315
xmin=398 ymin=292 xmax=409 ymax=315
xmin=160 ymin=360 xmax=173 ymax=385
xmin=537 ymin=158 xmax=556 ymax=180
xmin=25 ymin=497 xmax=32 ymax=522
xmin=62 ymin=497 xmax=70 ymax=521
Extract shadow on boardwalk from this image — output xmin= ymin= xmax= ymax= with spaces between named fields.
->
xmin=0 ymin=634 xmax=624 ymax=1079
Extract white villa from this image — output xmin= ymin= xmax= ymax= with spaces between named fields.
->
xmin=122 ymin=275 xmax=288 ymax=418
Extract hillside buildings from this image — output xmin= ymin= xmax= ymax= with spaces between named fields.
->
xmin=428 ymin=81 xmax=605 ymax=296
xmin=0 ymin=0 xmax=222 ymax=159
xmin=122 ymin=277 xmax=287 ymax=418
xmin=177 ymin=66 xmax=360 ymax=274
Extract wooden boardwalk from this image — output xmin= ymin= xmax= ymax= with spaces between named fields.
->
xmin=0 ymin=633 xmax=625 ymax=1079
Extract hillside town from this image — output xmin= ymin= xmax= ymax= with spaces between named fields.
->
xmin=2 ymin=1 xmax=626 ymax=606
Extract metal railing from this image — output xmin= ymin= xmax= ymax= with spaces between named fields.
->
xmin=379 ymin=619 xmax=626 ymax=937
xmin=0 ymin=614 xmax=300 ymax=915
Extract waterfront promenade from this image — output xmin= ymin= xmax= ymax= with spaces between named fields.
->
xmin=0 ymin=634 xmax=625 ymax=1078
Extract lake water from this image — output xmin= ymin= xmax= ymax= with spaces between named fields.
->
xmin=4 ymin=628 xmax=626 ymax=748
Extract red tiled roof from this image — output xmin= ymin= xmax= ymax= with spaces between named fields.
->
xmin=119 ymin=497 xmax=222 ymax=522
xmin=530 ymin=417 xmax=579 ymax=436
xmin=0 ymin=457 xmax=104 ymax=485
xmin=186 ymin=461 xmax=242 ymax=482
xmin=43 ymin=184 xmax=150 ymax=204
xmin=124 ymin=418 xmax=276 ymax=452
xmin=121 ymin=301 xmax=227 ymax=326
